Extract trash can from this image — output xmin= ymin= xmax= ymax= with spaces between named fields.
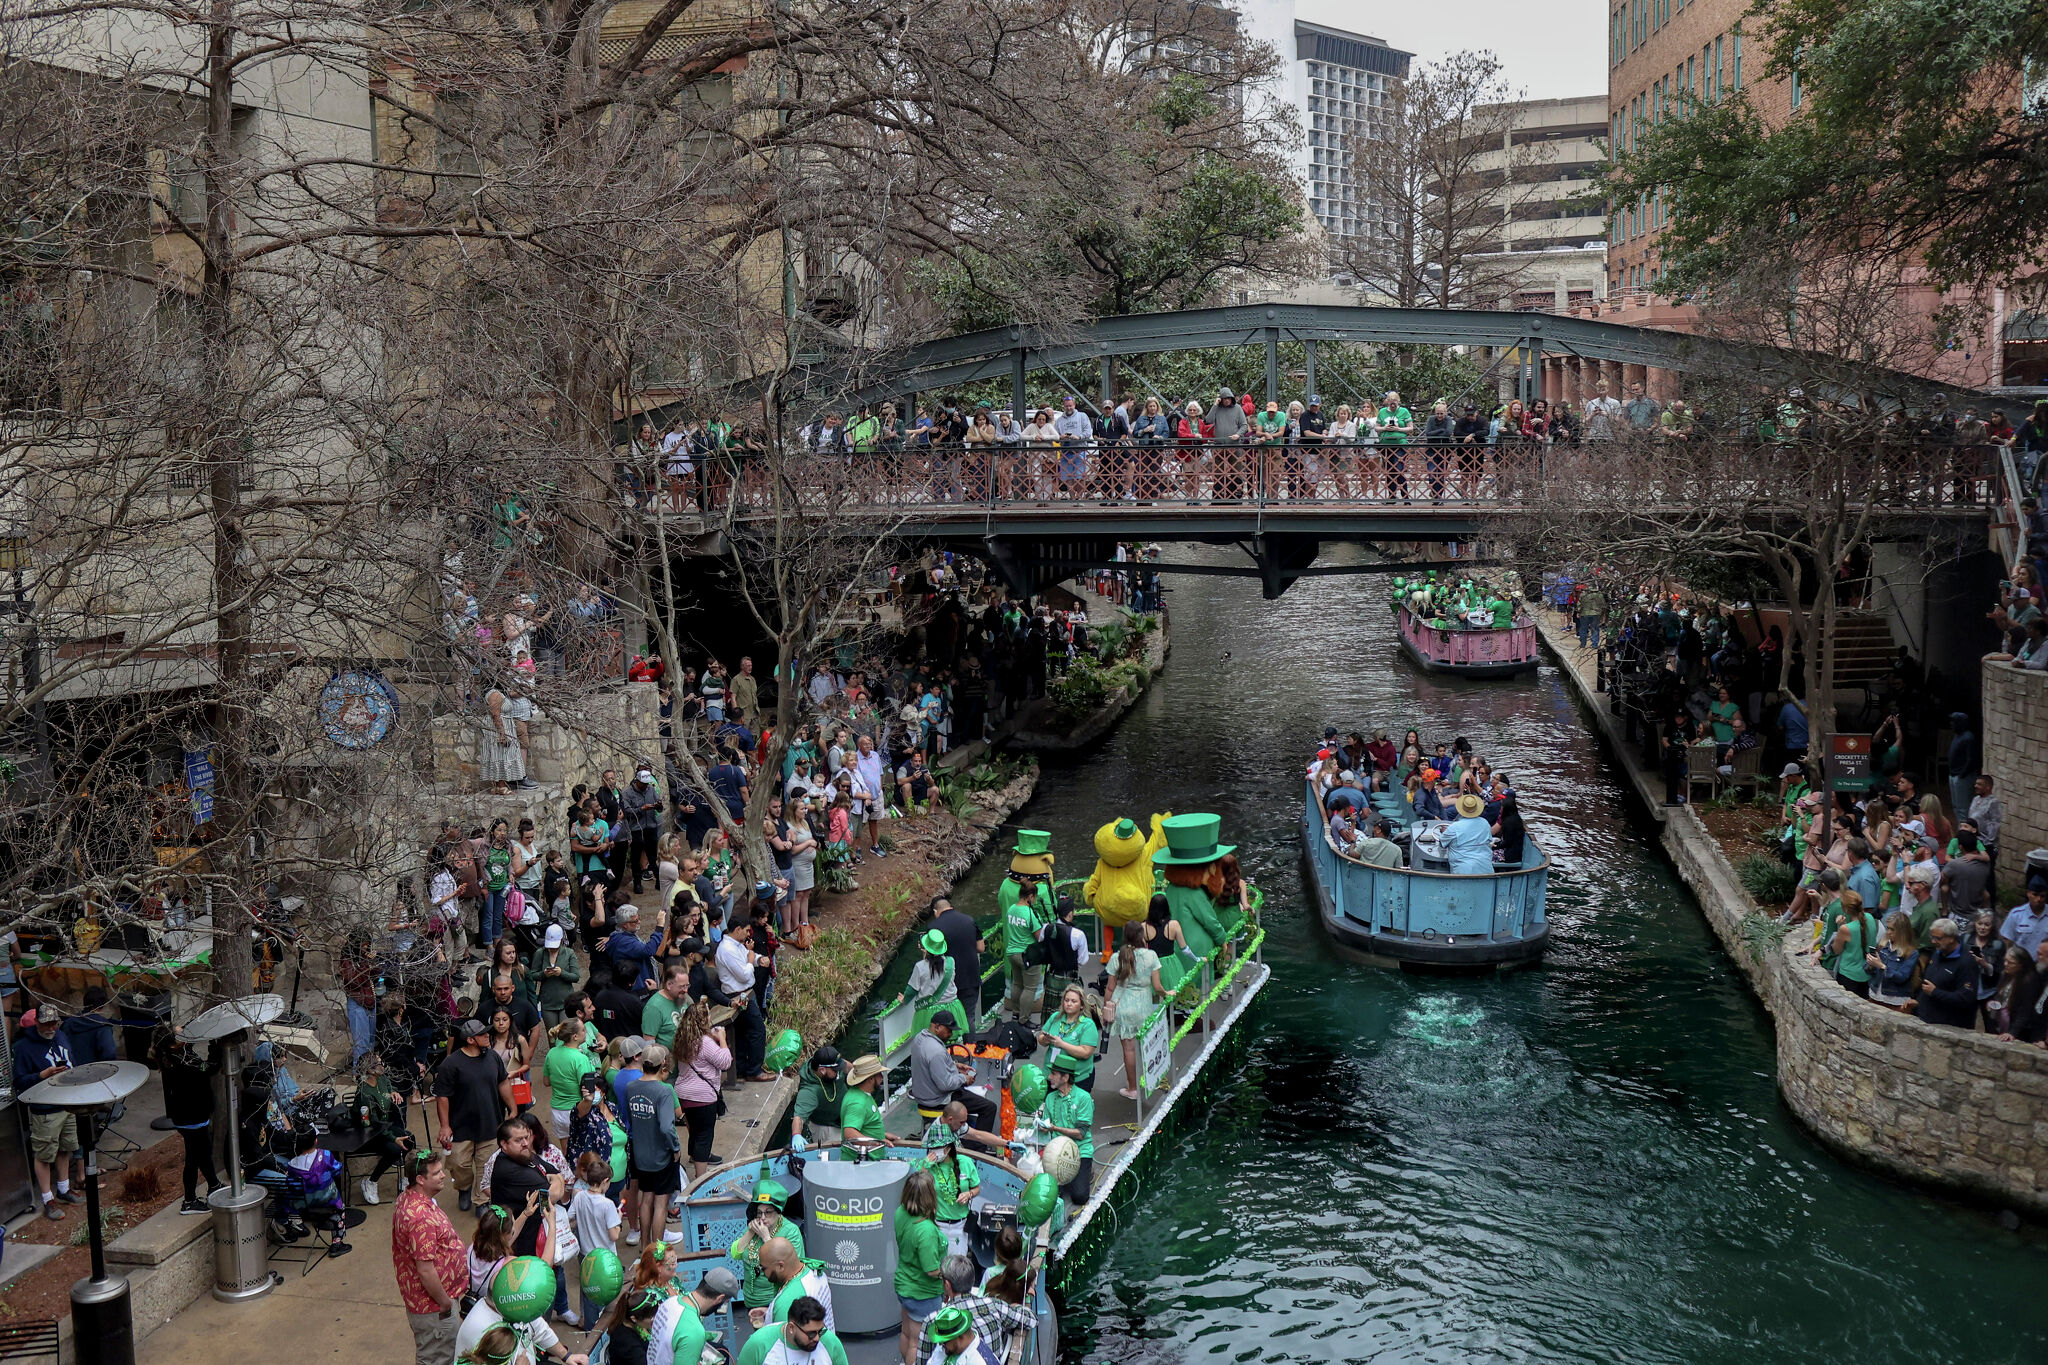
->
xmin=209 ymin=1184 xmax=276 ymax=1302
xmin=800 ymin=1159 xmax=908 ymax=1334
xmin=2026 ymin=848 xmax=2048 ymax=887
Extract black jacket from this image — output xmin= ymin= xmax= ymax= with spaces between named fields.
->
xmin=159 ymin=1042 xmax=221 ymax=1127
xmin=1917 ymin=945 xmax=1980 ymax=1028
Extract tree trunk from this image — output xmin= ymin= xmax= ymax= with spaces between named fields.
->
xmin=201 ymin=0 xmax=252 ymax=1000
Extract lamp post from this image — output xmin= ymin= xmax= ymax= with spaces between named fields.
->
xmin=21 ymin=1060 xmax=150 ymax=1365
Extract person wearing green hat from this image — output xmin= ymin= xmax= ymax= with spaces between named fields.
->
xmin=1039 ymin=1052 xmax=1093 ymax=1206
xmin=648 ymin=1265 xmax=738 ymax=1365
xmin=997 ymin=831 xmax=1056 ymax=1021
xmin=1152 ymin=813 xmax=1239 ymax=961
xmin=730 ymin=1177 xmax=805 ymax=1309
xmin=914 ymin=1121 xmax=981 ymax=1256
xmin=891 ymin=929 xmax=962 ymax=1037
xmin=921 ymin=1302 xmax=1003 ymax=1365
xmin=735 ymin=1295 xmax=847 ymax=1365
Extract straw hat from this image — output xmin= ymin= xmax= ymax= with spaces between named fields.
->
xmin=846 ymin=1053 xmax=887 ymax=1086
xmin=1454 ymin=793 xmax=1486 ymax=818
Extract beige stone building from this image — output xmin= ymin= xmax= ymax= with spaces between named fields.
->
xmin=1468 ymin=95 xmax=1609 ymax=314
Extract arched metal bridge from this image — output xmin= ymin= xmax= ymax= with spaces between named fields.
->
xmin=851 ymin=303 xmax=1968 ymax=412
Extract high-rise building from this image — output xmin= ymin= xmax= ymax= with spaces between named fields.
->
xmin=1234 ymin=3 xmax=1412 ymax=243
xmin=1469 ymin=95 xmax=1609 ymax=312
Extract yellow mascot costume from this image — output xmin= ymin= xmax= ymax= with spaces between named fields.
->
xmin=1083 ymin=814 xmax=1170 ymax=929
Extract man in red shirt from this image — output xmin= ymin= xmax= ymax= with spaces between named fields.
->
xmin=390 ymin=1151 xmax=466 ymax=1364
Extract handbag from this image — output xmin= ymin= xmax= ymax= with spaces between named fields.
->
xmin=511 ymin=1076 xmax=533 ymax=1107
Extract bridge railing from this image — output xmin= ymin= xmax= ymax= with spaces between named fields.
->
xmin=643 ymin=441 xmax=1999 ymax=517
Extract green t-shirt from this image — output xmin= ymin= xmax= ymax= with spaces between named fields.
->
xmin=1377 ymin=407 xmax=1412 ymax=445
xmin=1254 ymin=409 xmax=1287 ymax=441
xmin=733 ymin=1216 xmax=805 ymax=1307
xmin=913 ymin=1152 xmax=980 ymax=1222
xmin=892 ymin=1209 xmax=947 ymax=1299
xmin=667 ymin=1301 xmax=709 ymax=1365
xmin=1709 ymin=700 xmax=1739 ymax=744
xmin=841 ymin=1087 xmax=885 ymax=1143
xmin=737 ymin=1321 xmax=849 ymax=1365
xmin=542 ymin=1043 xmax=596 ymax=1112
xmin=1834 ymin=913 xmax=1879 ymax=983
xmin=768 ymin=1260 xmax=833 ymax=1325
xmin=1043 ymin=1084 xmax=1094 ymax=1160
xmin=642 ymin=991 xmax=683 ymax=1049
xmin=1001 ymin=878 xmax=1052 ymax=956
xmin=607 ymin=1119 xmax=628 ymax=1183
xmin=485 ymin=846 xmax=512 ymax=892
xmin=1040 ymin=1013 xmax=1099 ymax=1086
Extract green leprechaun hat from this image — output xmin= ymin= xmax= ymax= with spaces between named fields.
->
xmin=1150 ymin=813 xmax=1236 ymax=866
xmin=1010 ymin=828 xmax=1055 ymax=875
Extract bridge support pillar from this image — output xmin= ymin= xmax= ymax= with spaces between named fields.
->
xmin=1303 ymin=339 xmax=1317 ymax=402
xmin=1251 ymin=534 xmax=1320 ymax=600
xmin=1101 ymin=355 xmax=1114 ymax=414
xmin=1011 ymin=346 xmax=1027 ymax=422
xmin=1265 ymin=327 xmax=1280 ymax=406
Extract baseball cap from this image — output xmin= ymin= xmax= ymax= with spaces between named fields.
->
xmin=812 ymin=1045 xmax=841 ymax=1070
xmin=544 ymin=925 xmax=564 ymax=948
xmin=1307 ymin=394 xmax=1321 ymax=405
xmin=459 ymin=1018 xmax=488 ymax=1039
xmin=699 ymin=1267 xmax=742 ymax=1299
xmin=1780 ymin=763 xmax=1803 ymax=777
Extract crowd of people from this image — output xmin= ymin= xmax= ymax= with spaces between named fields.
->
xmin=1393 ymin=570 xmax=1529 ymax=632
xmin=1307 ymin=728 xmax=1528 ymax=873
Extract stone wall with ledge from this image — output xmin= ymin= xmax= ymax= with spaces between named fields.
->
xmin=1982 ymin=653 xmax=2048 ymax=865
xmin=1538 ymin=613 xmax=2048 ymax=1215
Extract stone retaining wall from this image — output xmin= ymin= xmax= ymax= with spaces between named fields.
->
xmin=1536 ymin=616 xmax=2048 ymax=1214
xmin=1982 ymin=654 xmax=2048 ymax=865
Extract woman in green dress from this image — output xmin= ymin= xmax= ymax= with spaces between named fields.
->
xmin=1107 ymin=923 xmax=1163 ymax=1100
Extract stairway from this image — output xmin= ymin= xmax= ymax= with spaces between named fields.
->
xmin=1829 ymin=612 xmax=1896 ymax=688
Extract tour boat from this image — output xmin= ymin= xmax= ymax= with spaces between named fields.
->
xmin=664 ymin=827 xmax=1269 ymax=1364
xmin=1301 ymin=779 xmax=1549 ymax=969
xmin=1393 ymin=601 xmax=1540 ymax=678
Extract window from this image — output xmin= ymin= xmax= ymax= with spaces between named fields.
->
xmin=434 ymin=90 xmax=480 ymax=182
xmin=1733 ymin=30 xmax=1742 ymax=87
xmin=1713 ymin=36 xmax=1723 ymax=98
xmin=1790 ymin=43 xmax=1803 ymax=108
xmin=164 ymin=151 xmax=207 ymax=226
xmin=1612 ymin=11 xmax=1623 ymax=66
xmin=1685 ymin=56 xmax=1695 ymax=99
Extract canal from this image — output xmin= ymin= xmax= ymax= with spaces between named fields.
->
xmin=897 ymin=551 xmax=2042 ymax=1363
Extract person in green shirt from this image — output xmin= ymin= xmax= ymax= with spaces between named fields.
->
xmin=657 ymin=1268 xmax=740 ymax=1365
xmin=914 ymin=1123 xmax=981 ymax=1251
xmin=1708 ymin=686 xmax=1740 ymax=746
xmin=998 ymin=831 xmax=1057 ymax=1020
xmin=1041 ymin=1052 xmax=1094 ymax=1205
xmin=894 ymin=1170 xmax=948 ymax=1362
xmin=760 ymin=1238 xmax=835 ymax=1331
xmin=641 ymin=963 xmax=689 ymax=1050
xmin=731 ymin=1177 xmax=806 ymax=1309
xmin=1377 ymin=392 xmax=1413 ymax=444
xmin=789 ymin=1047 xmax=846 ymax=1149
xmin=527 ymin=926 xmax=582 ymax=1026
xmin=839 ymin=1054 xmax=888 ymax=1157
xmin=1253 ymin=400 xmax=1287 ymax=444
xmin=1037 ymin=986 xmax=1099 ymax=1090
xmin=738 ymin=1299 xmax=848 ymax=1365
xmin=1826 ymin=890 xmax=1881 ymax=996
xmin=541 ymin=1019 xmax=597 ymax=1124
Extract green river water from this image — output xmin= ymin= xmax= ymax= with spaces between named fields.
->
xmin=850 ymin=555 xmax=2043 ymax=1364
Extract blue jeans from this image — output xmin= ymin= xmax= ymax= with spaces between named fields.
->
xmin=345 ymin=999 xmax=376 ymax=1066
xmin=1576 ymin=615 xmax=1602 ymax=649
xmin=483 ymin=888 xmax=508 ymax=946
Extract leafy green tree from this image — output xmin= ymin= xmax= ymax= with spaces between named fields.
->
xmin=1611 ymin=0 xmax=2042 ymax=294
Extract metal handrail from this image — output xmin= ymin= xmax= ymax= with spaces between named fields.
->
xmin=2000 ymin=444 xmax=2030 ymax=563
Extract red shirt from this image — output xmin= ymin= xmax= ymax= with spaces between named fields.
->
xmin=390 ymin=1186 xmax=465 ymax=1315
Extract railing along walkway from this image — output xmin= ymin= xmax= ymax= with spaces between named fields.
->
xmin=639 ymin=441 xmax=2001 ymax=521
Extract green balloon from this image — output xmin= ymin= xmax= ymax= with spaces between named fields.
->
xmin=579 ymin=1247 xmax=623 ymax=1304
xmin=1019 ymin=1173 xmax=1060 ymax=1227
xmin=1010 ymin=1063 xmax=1047 ymax=1115
xmin=764 ymin=1029 xmax=804 ymax=1073
xmin=489 ymin=1256 xmax=556 ymax=1324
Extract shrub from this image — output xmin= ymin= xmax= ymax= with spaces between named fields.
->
xmin=1736 ymin=854 xmax=1798 ymax=906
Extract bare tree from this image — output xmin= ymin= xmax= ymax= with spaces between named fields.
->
xmin=1338 ymin=51 xmax=1543 ymax=309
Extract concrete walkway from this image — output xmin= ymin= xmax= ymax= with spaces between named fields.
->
xmin=134 ymin=1070 xmax=790 ymax=1365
